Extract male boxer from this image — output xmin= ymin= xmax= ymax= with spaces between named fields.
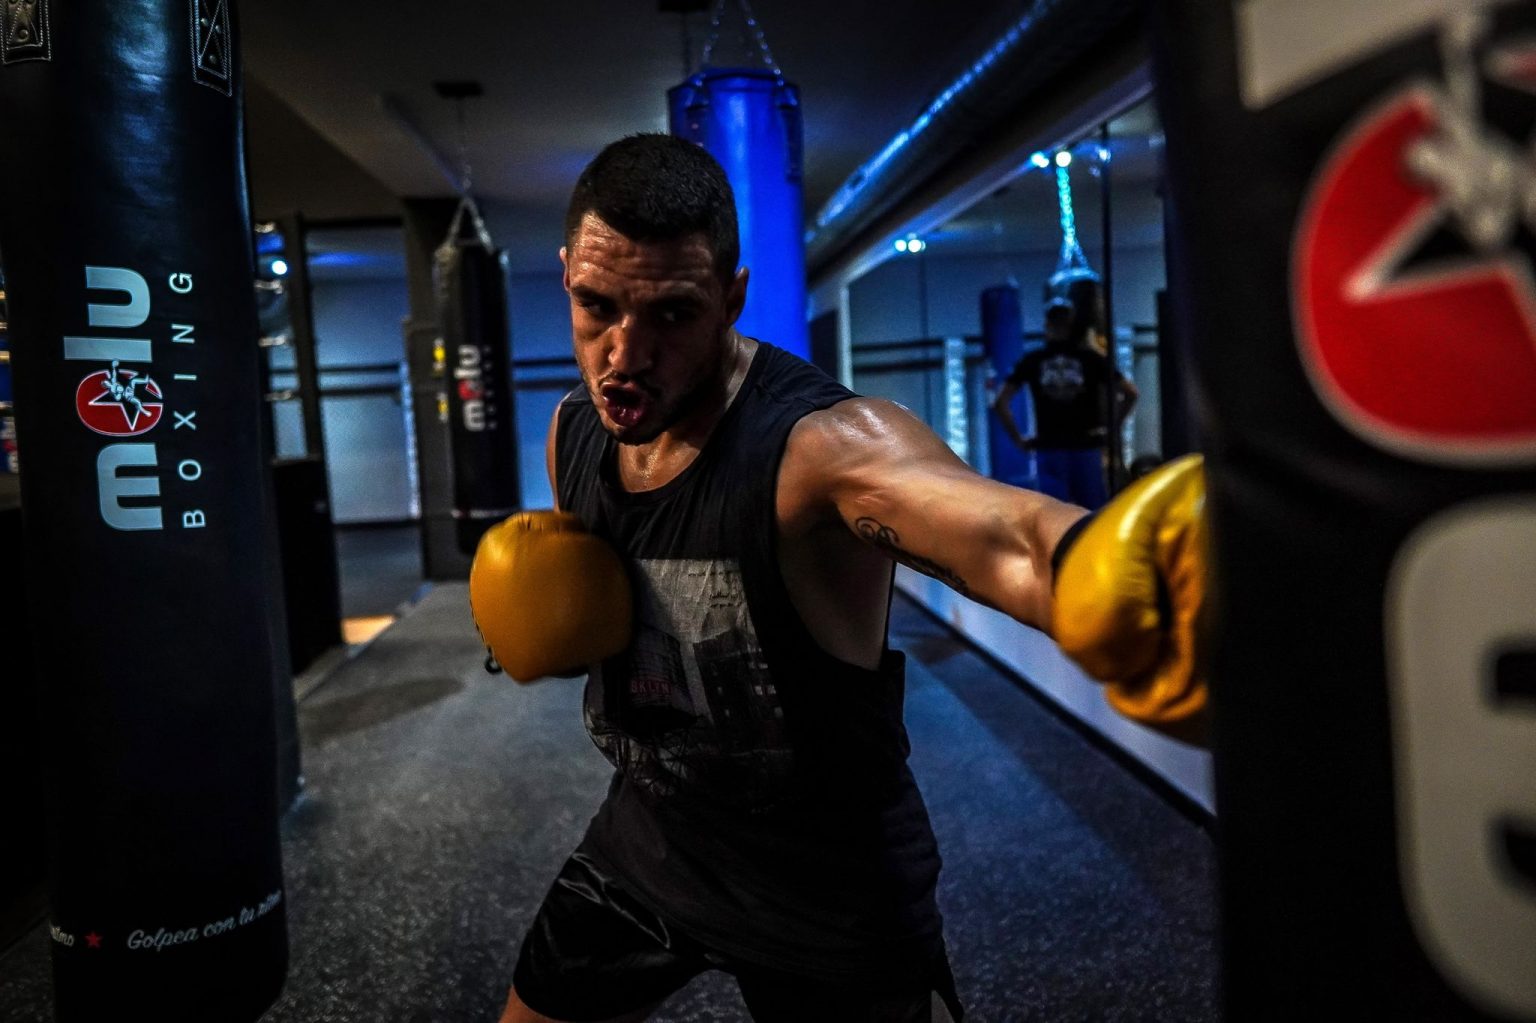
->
xmin=473 ymin=133 xmax=1204 ymax=1023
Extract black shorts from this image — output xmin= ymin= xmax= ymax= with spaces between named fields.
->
xmin=512 ymin=849 xmax=964 ymax=1022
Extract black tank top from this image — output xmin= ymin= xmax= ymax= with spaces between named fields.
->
xmin=556 ymin=341 xmax=944 ymax=979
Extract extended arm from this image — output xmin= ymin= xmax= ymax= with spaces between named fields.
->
xmin=781 ymin=397 xmax=1208 ymax=742
xmin=780 ymin=397 xmax=1086 ymax=632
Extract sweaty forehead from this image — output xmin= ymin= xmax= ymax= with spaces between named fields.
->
xmin=567 ymin=213 xmax=717 ymax=291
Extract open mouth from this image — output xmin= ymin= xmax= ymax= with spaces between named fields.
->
xmin=601 ymin=384 xmax=652 ymax=429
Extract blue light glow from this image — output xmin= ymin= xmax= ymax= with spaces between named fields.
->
xmin=812 ymin=9 xmax=1037 ymax=232
xmin=1030 ymin=152 xmax=1050 ymax=169
xmin=270 ymin=258 xmax=289 ymax=277
xmin=307 ymin=252 xmax=402 ymax=272
xmin=1055 ymin=150 xmax=1072 ymax=168
xmin=895 ymin=238 xmax=909 ymax=252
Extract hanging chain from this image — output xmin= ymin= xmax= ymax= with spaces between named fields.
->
xmin=700 ymin=0 xmax=781 ymax=76
xmin=454 ymin=98 xmax=473 ymax=198
xmin=738 ymin=0 xmax=781 ymax=75
xmin=1056 ymin=163 xmax=1078 ymax=254
xmin=1055 ymin=162 xmax=1091 ymax=274
xmin=445 ymin=95 xmax=492 ymax=251
xmin=700 ymin=0 xmax=727 ymax=68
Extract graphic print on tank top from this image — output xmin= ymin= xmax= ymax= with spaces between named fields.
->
xmin=585 ymin=556 xmax=791 ymax=810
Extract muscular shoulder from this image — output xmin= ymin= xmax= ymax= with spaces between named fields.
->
xmin=776 ymin=396 xmax=942 ymax=534
xmin=788 ymin=395 xmax=905 ymax=450
xmin=778 ymin=398 xmax=890 ymax=532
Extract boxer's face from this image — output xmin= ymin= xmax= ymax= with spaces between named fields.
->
xmin=563 ymin=212 xmax=746 ymax=445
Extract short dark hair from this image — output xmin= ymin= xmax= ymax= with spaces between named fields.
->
xmin=564 ymin=133 xmax=740 ymax=284
xmin=1044 ymin=300 xmax=1074 ymax=329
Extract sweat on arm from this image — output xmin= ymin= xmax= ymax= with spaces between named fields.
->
xmin=776 ymin=397 xmax=1090 ymax=633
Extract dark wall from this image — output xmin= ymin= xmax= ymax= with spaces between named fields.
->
xmin=246 ymin=77 xmax=399 ymax=222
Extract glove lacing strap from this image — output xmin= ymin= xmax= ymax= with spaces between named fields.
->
xmin=1050 ymin=511 xmax=1097 ymax=588
xmin=472 ymin=616 xmax=505 ymax=675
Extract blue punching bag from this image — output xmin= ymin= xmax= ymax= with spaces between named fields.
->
xmin=982 ymin=285 xmax=1032 ymax=487
xmin=0 ymin=1 xmax=288 ymax=1016
xmin=669 ymin=68 xmax=810 ymax=360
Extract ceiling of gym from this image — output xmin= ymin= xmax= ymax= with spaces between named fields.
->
xmin=241 ymin=0 xmax=1034 ymax=271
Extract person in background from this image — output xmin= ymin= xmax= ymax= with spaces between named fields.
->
xmin=992 ymin=299 xmax=1138 ymax=509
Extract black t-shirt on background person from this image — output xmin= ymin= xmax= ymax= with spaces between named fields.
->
xmin=1005 ymin=342 xmax=1121 ymax=449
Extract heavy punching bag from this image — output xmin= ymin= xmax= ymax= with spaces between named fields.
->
xmin=436 ymin=197 xmax=520 ymax=555
xmin=1154 ymin=1 xmax=1536 ymax=1019
xmin=1045 ymin=270 xmax=1106 ymax=349
xmin=0 ymin=1 xmax=288 ymax=1017
xmin=670 ymin=66 xmax=811 ymax=360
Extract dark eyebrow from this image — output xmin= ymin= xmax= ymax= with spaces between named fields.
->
xmin=568 ymin=283 xmax=708 ymax=308
xmin=649 ymin=291 xmax=706 ymax=308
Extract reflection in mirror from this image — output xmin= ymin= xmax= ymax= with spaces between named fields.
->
xmin=1103 ymin=100 xmax=1171 ymax=485
xmin=844 ymin=96 xmax=1171 ymax=507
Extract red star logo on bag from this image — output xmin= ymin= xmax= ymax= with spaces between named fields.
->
xmin=75 ymin=364 xmax=164 ymax=437
xmin=1292 ymin=38 xmax=1536 ymax=464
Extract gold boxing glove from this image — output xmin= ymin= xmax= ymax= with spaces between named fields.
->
xmin=1051 ymin=455 xmax=1208 ymax=744
xmin=468 ymin=511 xmax=633 ymax=682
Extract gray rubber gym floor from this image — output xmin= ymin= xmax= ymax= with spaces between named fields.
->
xmin=0 ymin=585 xmax=1218 ymax=1022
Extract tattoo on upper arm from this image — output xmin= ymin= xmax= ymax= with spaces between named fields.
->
xmin=854 ymin=517 xmax=970 ymax=596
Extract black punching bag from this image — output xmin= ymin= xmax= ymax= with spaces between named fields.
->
xmin=0 ymin=1 xmax=288 ymax=1018
xmin=435 ymin=198 xmax=520 ymax=554
xmin=1154 ymin=2 xmax=1536 ymax=1020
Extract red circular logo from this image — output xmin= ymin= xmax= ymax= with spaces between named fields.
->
xmin=1293 ymin=86 xmax=1536 ymax=464
xmin=75 ymin=366 xmax=164 ymax=437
